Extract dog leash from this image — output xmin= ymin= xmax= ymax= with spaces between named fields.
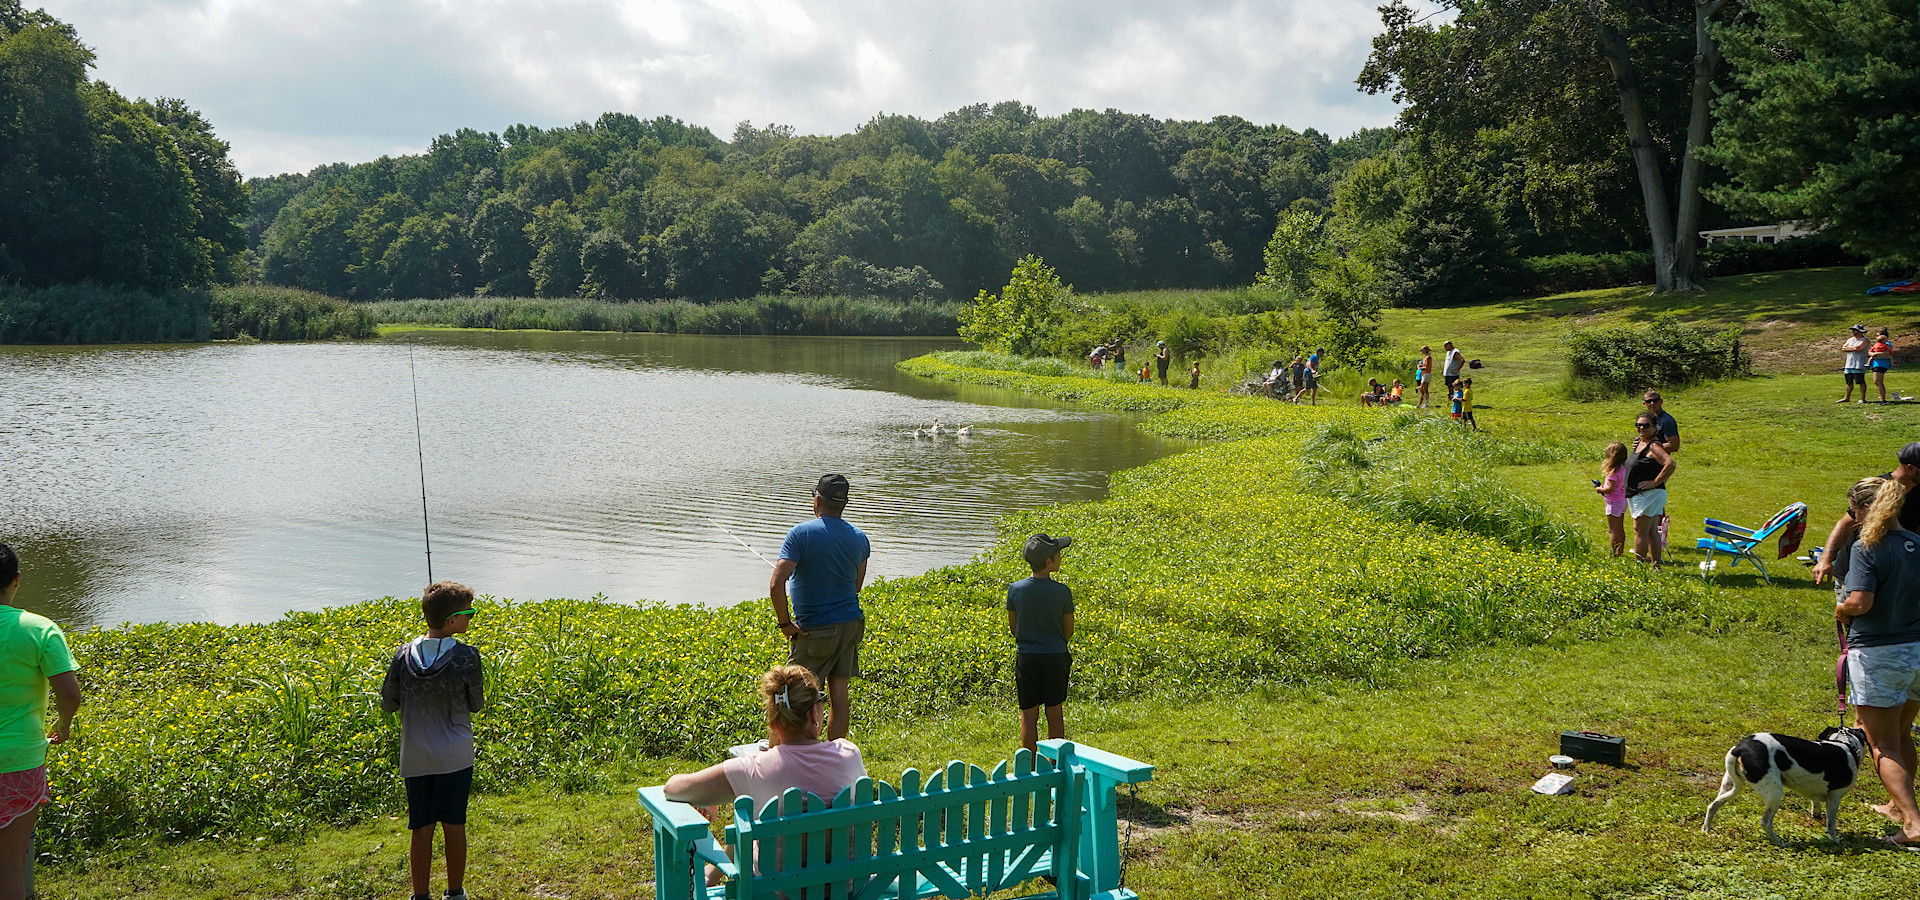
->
xmin=1835 ymin=619 xmax=1851 ymax=729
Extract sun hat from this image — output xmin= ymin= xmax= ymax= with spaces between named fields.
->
xmin=1850 ymin=324 xmax=1868 ymax=333
xmin=1021 ymin=534 xmax=1071 ymax=568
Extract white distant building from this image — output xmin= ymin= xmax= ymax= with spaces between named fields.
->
xmin=1698 ymin=222 xmax=1822 ymax=244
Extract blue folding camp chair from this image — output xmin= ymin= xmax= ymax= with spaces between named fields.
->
xmin=1695 ymin=502 xmax=1808 ymax=584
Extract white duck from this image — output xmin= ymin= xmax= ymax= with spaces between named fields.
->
xmin=956 ymin=424 xmax=972 ymax=437
xmin=929 ymin=418 xmax=945 ymax=436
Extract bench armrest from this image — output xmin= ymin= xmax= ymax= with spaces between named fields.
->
xmin=1037 ymin=740 xmax=1153 ymax=785
xmin=638 ymin=786 xmax=715 ymax=843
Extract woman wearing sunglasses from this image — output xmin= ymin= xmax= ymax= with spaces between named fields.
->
xmin=1627 ymin=416 xmax=1678 ymax=567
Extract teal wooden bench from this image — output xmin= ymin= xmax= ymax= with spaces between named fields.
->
xmin=639 ymin=740 xmax=1152 ymax=900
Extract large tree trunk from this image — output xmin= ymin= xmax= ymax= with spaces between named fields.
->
xmin=1670 ymin=0 xmax=1728 ymax=293
xmin=1594 ymin=14 xmax=1680 ymax=293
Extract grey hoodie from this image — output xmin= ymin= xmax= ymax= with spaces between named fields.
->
xmin=380 ymin=637 xmax=485 ymax=778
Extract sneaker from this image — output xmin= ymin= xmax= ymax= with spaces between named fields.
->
xmin=444 ymin=890 xmax=469 ymax=900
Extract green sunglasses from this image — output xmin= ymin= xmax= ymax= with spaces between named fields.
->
xmin=451 ymin=608 xmax=477 ymax=618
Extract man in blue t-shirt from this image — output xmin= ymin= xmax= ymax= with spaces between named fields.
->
xmin=1006 ymin=533 xmax=1075 ymax=752
xmin=770 ymin=474 xmax=870 ymax=740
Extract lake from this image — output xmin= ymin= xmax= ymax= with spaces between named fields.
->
xmin=0 ymin=331 xmax=1185 ymax=628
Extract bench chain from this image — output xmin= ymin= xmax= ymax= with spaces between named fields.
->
xmin=1118 ymin=783 xmax=1138 ymax=890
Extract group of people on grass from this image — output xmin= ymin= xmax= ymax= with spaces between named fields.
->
xmin=376 ymin=474 xmax=1080 ymax=899
xmin=1259 ymin=348 xmax=1323 ymax=404
xmin=1595 ymin=390 xmax=1681 ymax=565
xmin=1091 ymin=338 xmax=1174 ymax=386
xmin=1840 ymin=323 xmax=1899 ymax=404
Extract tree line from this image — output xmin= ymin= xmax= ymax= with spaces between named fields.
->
xmin=3 ymin=0 xmax=1912 ymax=318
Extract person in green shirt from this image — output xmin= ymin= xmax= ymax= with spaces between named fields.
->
xmin=0 ymin=543 xmax=81 ymax=900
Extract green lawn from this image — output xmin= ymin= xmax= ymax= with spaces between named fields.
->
xmin=40 ymin=268 xmax=1920 ymax=899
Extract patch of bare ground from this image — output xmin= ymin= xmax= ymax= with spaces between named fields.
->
xmin=1121 ymin=794 xmax=1456 ymax=843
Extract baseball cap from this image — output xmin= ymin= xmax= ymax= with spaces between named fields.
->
xmin=813 ymin=473 xmax=850 ymax=502
xmin=1021 ymin=533 xmax=1071 ymax=568
xmin=1850 ymin=324 xmax=1867 ymax=333
xmin=1899 ymin=442 xmax=1920 ymax=468
xmin=1156 ymin=341 xmax=1166 ymax=347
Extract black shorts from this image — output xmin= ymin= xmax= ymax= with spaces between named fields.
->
xmin=1015 ymin=652 xmax=1072 ymax=710
xmin=1846 ymin=371 xmax=1867 ymax=386
xmin=1443 ymin=374 xmax=1460 ymax=391
xmin=405 ymin=766 xmax=474 ymax=830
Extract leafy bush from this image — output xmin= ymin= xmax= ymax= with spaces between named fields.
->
xmin=1513 ymin=252 xmax=1655 ymax=294
xmin=363 ymin=295 xmax=960 ymax=336
xmin=1697 ymin=234 xmax=1864 ymax=277
xmin=1563 ymin=316 xmax=1751 ymax=395
xmin=0 ymin=282 xmax=211 ymax=343
xmin=211 ymin=285 xmax=376 ymax=340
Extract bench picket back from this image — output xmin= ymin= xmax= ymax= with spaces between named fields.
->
xmin=639 ymin=740 xmax=1152 ymax=900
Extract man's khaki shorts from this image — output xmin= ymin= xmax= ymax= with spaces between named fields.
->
xmin=789 ymin=617 xmax=864 ymax=680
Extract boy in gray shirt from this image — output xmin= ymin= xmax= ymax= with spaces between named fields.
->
xmin=1007 ymin=534 xmax=1075 ymax=753
xmin=381 ymin=581 xmax=485 ymax=900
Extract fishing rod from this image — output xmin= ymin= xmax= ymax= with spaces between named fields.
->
xmin=408 ymin=342 xmax=434 ymax=585
xmin=708 ymin=517 xmax=775 ymax=568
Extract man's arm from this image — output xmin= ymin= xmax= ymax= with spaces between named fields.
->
xmin=855 ymin=559 xmax=868 ymax=593
xmin=1838 ymin=589 xmax=1876 ymax=618
xmin=770 ymin=559 xmax=802 ymax=638
xmin=1061 ymin=612 xmax=1074 ymax=643
xmin=1812 ymin=511 xmax=1858 ymax=585
xmin=664 ymin=763 xmax=739 ymax=807
xmin=1661 ymin=422 xmax=1681 ymax=454
xmin=1007 ymin=608 xmax=1019 ymax=640
xmin=47 ymin=671 xmax=80 ymax=745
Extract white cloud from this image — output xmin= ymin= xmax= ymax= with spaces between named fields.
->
xmin=39 ymin=0 xmax=1437 ymax=177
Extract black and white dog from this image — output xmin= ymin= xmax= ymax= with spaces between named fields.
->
xmin=1702 ymin=726 xmax=1869 ymax=845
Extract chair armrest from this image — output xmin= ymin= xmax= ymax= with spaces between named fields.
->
xmin=1703 ymin=519 xmax=1756 ymax=537
xmin=691 ymin=835 xmax=738 ymax=879
xmin=1703 ymin=527 xmax=1755 ymax=544
xmin=1037 ymin=741 xmax=1153 ymax=785
xmin=638 ymin=786 xmax=715 ymax=843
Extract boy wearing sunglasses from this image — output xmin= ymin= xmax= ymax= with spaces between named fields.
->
xmin=381 ymin=581 xmax=486 ymax=900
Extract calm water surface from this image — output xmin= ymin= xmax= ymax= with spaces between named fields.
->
xmin=1 ymin=332 xmax=1185 ymax=628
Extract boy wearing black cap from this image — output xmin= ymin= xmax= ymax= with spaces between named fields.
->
xmin=770 ymin=474 xmax=871 ymax=741
xmin=1007 ymin=534 xmax=1074 ymax=752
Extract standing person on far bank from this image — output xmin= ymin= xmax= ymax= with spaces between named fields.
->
xmin=1416 ymin=346 xmax=1433 ymax=408
xmin=1008 ymin=534 xmax=1074 ymax=753
xmin=1189 ymin=362 xmax=1201 ymax=389
xmin=1441 ymin=341 xmax=1464 ymax=395
xmin=0 ymin=543 xmax=80 ymax=900
xmin=1155 ymin=342 xmax=1170 ymax=386
xmin=770 ymin=474 xmax=870 ymax=741
xmin=1643 ymin=390 xmax=1680 ymax=454
xmin=380 ymin=581 xmax=485 ymax=900
xmin=1841 ymin=324 xmax=1871 ymax=403
xmin=1870 ymin=328 xmax=1894 ymax=403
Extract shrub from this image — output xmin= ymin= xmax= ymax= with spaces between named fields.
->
xmin=1564 ymin=316 xmax=1751 ymax=395
xmin=1513 ymin=252 xmax=1655 ymax=294
xmin=361 ymin=295 xmax=960 ymax=336
xmin=957 ymin=255 xmax=1074 ymax=354
xmin=1698 ymin=234 xmax=1864 ymax=277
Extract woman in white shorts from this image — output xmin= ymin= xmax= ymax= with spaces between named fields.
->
xmin=1837 ymin=477 xmax=1920 ymax=847
xmin=1626 ymin=416 xmax=1676 ymax=567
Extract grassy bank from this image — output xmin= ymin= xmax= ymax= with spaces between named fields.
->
xmin=360 ymin=295 xmax=960 ymax=336
xmin=34 ymin=267 xmax=1920 ymax=897
xmin=0 ymin=283 xmax=375 ymax=343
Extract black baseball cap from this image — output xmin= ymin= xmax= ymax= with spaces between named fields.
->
xmin=1899 ymin=442 xmax=1920 ymax=468
xmin=1022 ymin=533 xmax=1071 ymax=568
xmin=814 ymin=474 xmax=850 ymax=502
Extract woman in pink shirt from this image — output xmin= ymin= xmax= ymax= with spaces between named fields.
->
xmin=665 ymin=666 xmax=867 ymax=883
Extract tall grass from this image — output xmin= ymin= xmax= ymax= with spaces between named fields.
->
xmin=362 ymin=295 xmax=960 ymax=336
xmin=0 ymin=283 xmax=374 ymax=344
xmin=1299 ymin=411 xmax=1592 ymax=556
xmin=210 ymin=285 xmax=377 ymax=340
xmin=0 ymin=282 xmax=211 ymax=343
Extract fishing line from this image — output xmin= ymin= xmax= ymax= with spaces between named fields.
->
xmin=408 ymin=342 xmax=434 ymax=585
xmin=708 ymin=517 xmax=775 ymax=568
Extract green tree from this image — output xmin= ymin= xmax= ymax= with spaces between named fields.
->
xmin=1705 ymin=0 xmax=1920 ymax=272
xmin=1362 ymin=0 xmax=1734 ymax=292
xmin=958 ymin=254 xmax=1073 ymax=355
xmin=1256 ymin=209 xmax=1326 ymax=298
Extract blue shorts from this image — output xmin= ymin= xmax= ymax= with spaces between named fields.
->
xmin=1846 ymin=643 xmax=1920 ymax=708
xmin=405 ymin=766 xmax=473 ymax=830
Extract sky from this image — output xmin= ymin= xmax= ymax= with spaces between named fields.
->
xmin=38 ymin=0 xmax=1439 ymax=178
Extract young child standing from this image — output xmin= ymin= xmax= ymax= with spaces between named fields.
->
xmin=1189 ymin=362 xmax=1201 ymax=389
xmin=1449 ymin=383 xmax=1465 ymax=421
xmin=381 ymin=582 xmax=485 ymax=900
xmin=1460 ymin=377 xmax=1477 ymax=430
xmin=1869 ymin=328 xmax=1893 ymax=402
xmin=1007 ymin=534 xmax=1074 ymax=753
xmin=1596 ymin=441 xmax=1629 ymax=557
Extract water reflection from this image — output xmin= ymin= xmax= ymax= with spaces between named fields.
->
xmin=0 ymin=333 xmax=1185 ymax=628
